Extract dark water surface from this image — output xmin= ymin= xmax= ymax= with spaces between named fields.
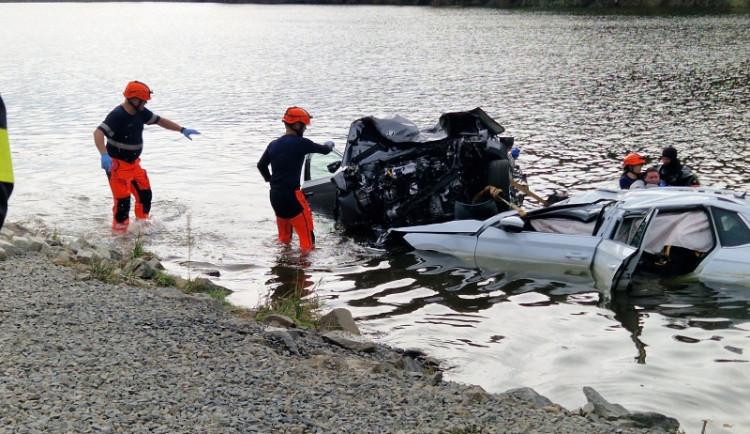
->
xmin=1 ymin=4 xmax=749 ymax=432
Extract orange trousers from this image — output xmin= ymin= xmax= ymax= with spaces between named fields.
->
xmin=107 ymin=158 xmax=152 ymax=230
xmin=275 ymin=190 xmax=315 ymax=250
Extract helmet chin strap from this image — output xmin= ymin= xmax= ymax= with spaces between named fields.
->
xmin=125 ymin=98 xmax=144 ymax=111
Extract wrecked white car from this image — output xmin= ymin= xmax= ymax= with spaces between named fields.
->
xmin=383 ymin=187 xmax=750 ymax=291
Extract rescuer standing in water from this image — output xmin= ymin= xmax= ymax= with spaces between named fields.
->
xmin=257 ymin=107 xmax=334 ymax=250
xmin=94 ymin=81 xmax=199 ymax=233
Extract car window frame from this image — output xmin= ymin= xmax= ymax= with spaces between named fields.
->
xmin=611 ymin=211 xmax=651 ymax=248
xmin=710 ymin=206 xmax=750 ymax=247
xmin=303 ymin=149 xmax=343 ymax=183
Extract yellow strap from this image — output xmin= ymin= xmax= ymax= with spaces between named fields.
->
xmin=511 ymin=180 xmax=550 ymax=207
xmin=473 ymin=185 xmax=527 ymax=218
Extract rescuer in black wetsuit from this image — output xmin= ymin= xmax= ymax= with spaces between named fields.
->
xmin=257 ymin=107 xmax=334 ymax=250
xmin=659 ymin=146 xmax=700 ymax=187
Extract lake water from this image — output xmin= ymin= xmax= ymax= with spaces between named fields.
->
xmin=1 ymin=3 xmax=749 ymax=433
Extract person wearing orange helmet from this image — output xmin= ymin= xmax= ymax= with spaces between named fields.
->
xmin=257 ymin=107 xmax=334 ymax=250
xmin=619 ymin=153 xmax=646 ymax=189
xmin=94 ymin=81 xmax=200 ymax=233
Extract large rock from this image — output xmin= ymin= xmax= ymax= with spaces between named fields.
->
xmin=0 ymin=239 xmax=14 ymax=256
xmin=583 ymin=386 xmax=630 ymax=420
xmin=499 ymin=387 xmax=555 ymax=407
xmin=27 ymin=236 xmax=50 ymax=253
xmin=318 ymin=308 xmax=360 ymax=335
xmin=0 ymin=226 xmax=14 ymax=239
xmin=188 ymin=277 xmax=232 ymax=295
xmin=321 ymin=331 xmax=376 ymax=353
xmin=126 ymin=258 xmax=158 ymax=279
xmin=12 ymin=235 xmax=30 ymax=251
xmin=622 ymin=411 xmax=681 ymax=432
xmin=264 ymin=329 xmax=300 ymax=356
xmin=75 ymin=249 xmax=95 ymax=265
xmin=261 ymin=314 xmax=296 ymax=329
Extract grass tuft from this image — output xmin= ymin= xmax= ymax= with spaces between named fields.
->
xmin=90 ymin=258 xmax=118 ymax=283
xmin=254 ymin=294 xmax=322 ymax=328
xmin=131 ymin=236 xmax=145 ymax=259
xmin=153 ymin=270 xmax=177 ymax=287
xmin=254 ymin=278 xmax=324 ymax=328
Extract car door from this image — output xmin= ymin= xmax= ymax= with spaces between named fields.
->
xmin=695 ymin=207 xmax=750 ymax=284
xmin=592 ymin=209 xmax=654 ymax=292
xmin=301 ymin=150 xmax=342 ymax=217
xmin=473 ymin=221 xmax=601 ymax=277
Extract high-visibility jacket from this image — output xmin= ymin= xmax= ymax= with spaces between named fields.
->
xmin=0 ymin=94 xmax=14 ymax=184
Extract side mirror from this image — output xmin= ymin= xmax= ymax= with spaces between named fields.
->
xmin=327 ymin=161 xmax=341 ymax=173
xmin=499 ymin=216 xmax=524 ymax=233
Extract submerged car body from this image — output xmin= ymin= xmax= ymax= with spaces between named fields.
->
xmin=384 ymin=187 xmax=750 ymax=291
xmin=302 ymin=108 xmax=526 ymax=236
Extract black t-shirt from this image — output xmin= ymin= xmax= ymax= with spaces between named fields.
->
xmin=97 ymin=105 xmax=160 ymax=163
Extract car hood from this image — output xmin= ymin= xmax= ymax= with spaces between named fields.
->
xmin=342 ymin=107 xmax=505 ymax=166
xmin=392 ymin=218 xmax=488 ymax=235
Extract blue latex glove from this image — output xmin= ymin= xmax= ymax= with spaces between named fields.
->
xmin=324 ymin=141 xmax=335 ymax=150
xmin=181 ymin=128 xmax=200 ymax=140
xmin=510 ymin=148 xmax=520 ymax=159
xmin=100 ymin=153 xmax=112 ymax=173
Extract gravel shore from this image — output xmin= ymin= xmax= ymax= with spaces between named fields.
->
xmin=0 ymin=225 xmax=677 ymax=433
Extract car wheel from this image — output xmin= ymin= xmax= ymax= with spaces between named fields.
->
xmin=487 ymin=159 xmax=511 ymax=212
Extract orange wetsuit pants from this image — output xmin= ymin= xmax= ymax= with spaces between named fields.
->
xmin=274 ymin=190 xmax=315 ymax=250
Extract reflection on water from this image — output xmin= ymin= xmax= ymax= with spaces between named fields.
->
xmin=611 ymin=279 xmax=750 ymax=364
xmin=341 ymin=250 xmax=601 ymax=321
xmin=266 ymin=252 xmax=317 ymax=301
xmin=618 ymin=283 xmax=747 ymax=364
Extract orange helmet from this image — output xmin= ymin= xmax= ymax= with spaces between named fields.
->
xmin=623 ymin=153 xmax=646 ymax=167
xmin=123 ymin=81 xmax=152 ymax=101
xmin=282 ymin=107 xmax=312 ymax=125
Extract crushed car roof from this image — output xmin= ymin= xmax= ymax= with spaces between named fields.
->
xmin=564 ymin=187 xmax=750 ymax=211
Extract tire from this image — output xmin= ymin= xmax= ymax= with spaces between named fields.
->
xmin=487 ymin=159 xmax=511 ymax=212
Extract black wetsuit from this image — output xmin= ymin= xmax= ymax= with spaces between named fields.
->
xmin=659 ymin=159 xmax=699 ymax=187
xmin=257 ymin=134 xmax=332 ymax=219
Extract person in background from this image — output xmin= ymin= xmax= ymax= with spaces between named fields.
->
xmin=0 ymin=94 xmax=14 ymax=230
xmin=630 ymin=166 xmax=664 ymax=189
xmin=257 ymin=107 xmax=334 ymax=250
xmin=619 ymin=153 xmax=646 ymax=190
xmin=659 ymin=146 xmax=699 ymax=187
xmin=94 ymin=81 xmax=200 ymax=233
